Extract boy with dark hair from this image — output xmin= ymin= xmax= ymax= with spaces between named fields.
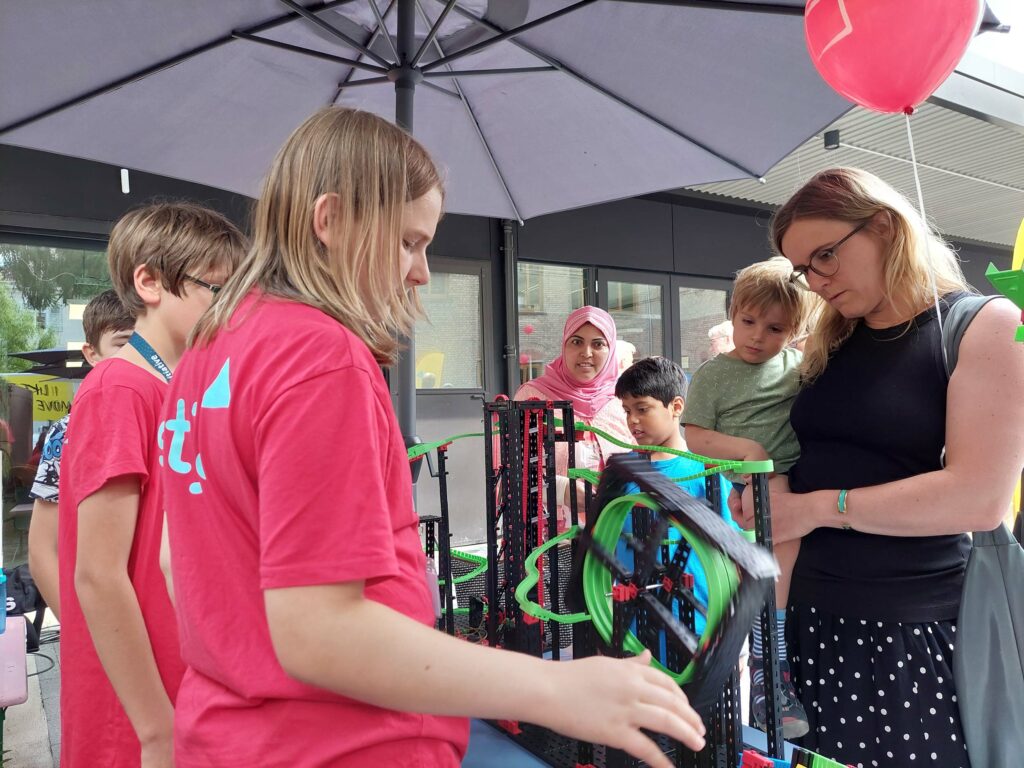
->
xmin=614 ymin=356 xmax=734 ymax=634
xmin=28 ymin=289 xmax=135 ymax=619
xmin=59 ymin=202 xmax=246 ymax=767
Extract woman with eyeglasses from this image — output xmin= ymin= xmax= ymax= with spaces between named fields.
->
xmin=729 ymin=167 xmax=1024 ymax=766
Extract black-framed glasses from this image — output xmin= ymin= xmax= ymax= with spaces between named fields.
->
xmin=185 ymin=274 xmax=222 ymax=294
xmin=789 ymin=221 xmax=869 ymax=288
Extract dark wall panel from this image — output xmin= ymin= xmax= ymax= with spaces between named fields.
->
xmin=0 ymin=145 xmax=254 ymax=236
xmin=672 ymin=202 xmax=775 ymax=278
xmin=517 ymin=198 xmax=674 ymax=271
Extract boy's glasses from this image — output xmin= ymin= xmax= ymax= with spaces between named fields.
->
xmin=185 ymin=275 xmax=222 ymax=294
xmin=789 ymin=221 xmax=869 ymax=289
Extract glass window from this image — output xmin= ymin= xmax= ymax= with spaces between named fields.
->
xmin=678 ymin=286 xmax=729 ymax=378
xmin=609 ymin=280 xmax=663 ymax=359
xmin=415 ymin=270 xmax=483 ymax=389
xmin=0 ymin=242 xmax=113 ymax=566
xmin=517 ymin=263 xmax=586 ymax=385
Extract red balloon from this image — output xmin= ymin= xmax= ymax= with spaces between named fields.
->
xmin=518 ymin=353 xmax=530 ymax=365
xmin=805 ymin=0 xmax=984 ymax=114
xmin=523 ymin=324 xmax=535 ymax=335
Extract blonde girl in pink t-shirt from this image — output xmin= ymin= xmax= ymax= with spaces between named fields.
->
xmin=161 ymin=107 xmax=705 ymax=768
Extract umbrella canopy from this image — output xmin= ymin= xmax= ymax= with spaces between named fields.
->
xmin=0 ymin=0 xmax=868 ymax=222
xmin=9 ymin=348 xmax=86 ymax=366
xmin=9 ymin=348 xmax=91 ymax=379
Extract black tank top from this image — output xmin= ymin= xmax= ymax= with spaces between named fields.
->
xmin=788 ymin=293 xmax=971 ymax=622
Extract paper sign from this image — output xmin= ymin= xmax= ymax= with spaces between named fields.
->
xmin=6 ymin=375 xmax=74 ymax=421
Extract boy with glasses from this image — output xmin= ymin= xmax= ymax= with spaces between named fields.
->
xmin=682 ymin=256 xmax=813 ymax=738
xmin=58 ymin=202 xmax=245 ymax=767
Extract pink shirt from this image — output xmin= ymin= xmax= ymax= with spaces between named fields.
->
xmin=513 ymin=380 xmax=633 ymax=476
xmin=58 ymin=359 xmax=184 ymax=768
xmin=161 ymin=293 xmax=468 ymax=767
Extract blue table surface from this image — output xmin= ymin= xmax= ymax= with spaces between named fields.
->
xmin=463 ymin=719 xmax=795 ymax=767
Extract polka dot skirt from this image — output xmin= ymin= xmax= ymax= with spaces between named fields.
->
xmin=786 ymin=604 xmax=970 ymax=768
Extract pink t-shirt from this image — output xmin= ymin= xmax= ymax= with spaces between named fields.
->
xmin=161 ymin=293 xmax=469 ymax=768
xmin=58 ymin=358 xmax=184 ymax=768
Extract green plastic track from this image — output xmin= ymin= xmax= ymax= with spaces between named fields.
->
xmin=582 ymin=493 xmax=740 ymax=684
xmin=406 ymin=420 xmax=775 ymax=476
xmin=515 ymin=526 xmax=592 ymax=624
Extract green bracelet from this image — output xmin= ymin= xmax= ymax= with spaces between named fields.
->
xmin=837 ymin=488 xmax=851 ymax=530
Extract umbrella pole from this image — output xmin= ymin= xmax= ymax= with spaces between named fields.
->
xmin=394 ymin=0 xmax=423 ymax=489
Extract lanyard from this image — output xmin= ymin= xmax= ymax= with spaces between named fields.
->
xmin=128 ymin=333 xmax=172 ymax=382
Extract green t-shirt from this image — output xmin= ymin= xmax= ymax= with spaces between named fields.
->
xmin=683 ymin=347 xmax=802 ymax=474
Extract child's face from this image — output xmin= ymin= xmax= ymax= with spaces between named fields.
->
xmin=620 ymin=393 xmax=683 ymax=448
xmin=82 ymin=327 xmax=134 ymax=365
xmin=400 ymin=186 xmax=443 ymax=289
xmin=563 ymin=323 xmax=610 ymax=383
xmin=166 ymin=268 xmax=232 ymax=346
xmin=730 ymin=303 xmax=794 ymax=365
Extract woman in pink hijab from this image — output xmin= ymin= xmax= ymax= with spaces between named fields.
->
xmin=514 ymin=306 xmax=633 ymax=525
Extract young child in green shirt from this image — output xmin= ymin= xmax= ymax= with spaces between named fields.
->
xmin=683 ymin=256 xmax=814 ymax=738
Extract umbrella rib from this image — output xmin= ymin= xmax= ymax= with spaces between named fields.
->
xmin=0 ymin=0 xmax=359 ymax=137
xmin=415 ymin=0 xmax=523 ymax=224
xmin=337 ymin=76 xmax=393 ymax=87
xmin=331 ymin=0 xmax=396 ymax=105
xmin=367 ymin=0 xmax=400 ymax=63
xmin=277 ymin=0 xmax=394 ymax=68
xmin=423 ymin=67 xmax=557 ymax=78
xmin=439 ymin=0 xmax=758 ymax=178
xmin=410 ymin=0 xmax=457 ymax=68
xmin=233 ymin=31 xmax=388 ymax=72
xmin=421 ymin=0 xmax=600 ymax=73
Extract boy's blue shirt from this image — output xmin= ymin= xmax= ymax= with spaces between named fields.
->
xmin=618 ymin=451 xmax=737 ymax=636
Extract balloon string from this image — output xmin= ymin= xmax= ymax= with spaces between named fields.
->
xmin=904 ymin=111 xmax=946 ymax=366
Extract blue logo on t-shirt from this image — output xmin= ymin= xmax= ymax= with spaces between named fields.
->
xmin=158 ymin=359 xmax=231 ymax=496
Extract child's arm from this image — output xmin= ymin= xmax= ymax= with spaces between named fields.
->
xmin=76 ymin=477 xmax=173 ymax=767
xmin=265 ymin=583 xmax=705 ymax=768
xmin=28 ymin=499 xmax=60 ymax=619
xmin=684 ymin=424 xmax=769 ymax=464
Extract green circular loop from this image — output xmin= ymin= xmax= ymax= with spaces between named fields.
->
xmin=582 ymin=493 xmax=739 ymax=684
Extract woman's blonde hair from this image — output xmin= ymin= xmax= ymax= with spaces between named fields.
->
xmin=770 ymin=167 xmax=967 ymax=382
xmin=192 ymin=107 xmax=442 ymax=365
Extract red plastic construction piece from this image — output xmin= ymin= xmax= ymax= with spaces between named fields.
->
xmin=497 ymin=720 xmax=522 ymax=735
xmin=661 ymin=576 xmax=674 ymax=592
xmin=740 ymin=750 xmax=773 ymax=768
xmin=680 ymin=573 xmax=695 ymax=589
xmin=612 ymin=583 xmax=639 ymax=602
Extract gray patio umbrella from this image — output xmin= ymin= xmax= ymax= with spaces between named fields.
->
xmin=0 ymin=0 xmax=1001 ymax=448
xmin=10 ymin=349 xmax=91 ymax=380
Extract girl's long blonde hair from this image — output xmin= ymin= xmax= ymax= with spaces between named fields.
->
xmin=770 ymin=168 xmax=967 ymax=382
xmin=192 ymin=107 xmax=442 ymax=365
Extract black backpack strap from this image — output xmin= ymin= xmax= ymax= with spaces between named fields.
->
xmin=942 ymin=294 xmax=1000 ymax=380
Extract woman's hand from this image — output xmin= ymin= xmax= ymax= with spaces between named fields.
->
xmin=732 ymin=475 xmax=818 ymax=544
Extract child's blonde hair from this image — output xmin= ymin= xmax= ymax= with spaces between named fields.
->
xmin=192 ymin=107 xmax=443 ymax=365
xmin=770 ymin=168 xmax=967 ymax=382
xmin=729 ymin=256 xmax=813 ymax=337
xmin=108 ymin=202 xmax=247 ymax=317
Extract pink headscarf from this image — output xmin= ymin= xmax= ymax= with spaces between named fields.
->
xmin=527 ymin=306 xmax=619 ymax=419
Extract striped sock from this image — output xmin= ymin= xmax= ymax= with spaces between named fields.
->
xmin=751 ymin=609 xmax=788 ymax=660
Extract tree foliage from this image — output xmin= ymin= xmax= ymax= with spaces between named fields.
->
xmin=0 ymin=245 xmax=110 ymax=313
xmin=0 ymin=281 xmax=58 ymax=372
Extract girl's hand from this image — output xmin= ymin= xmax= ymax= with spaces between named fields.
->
xmin=542 ymin=650 xmax=706 ymax=767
